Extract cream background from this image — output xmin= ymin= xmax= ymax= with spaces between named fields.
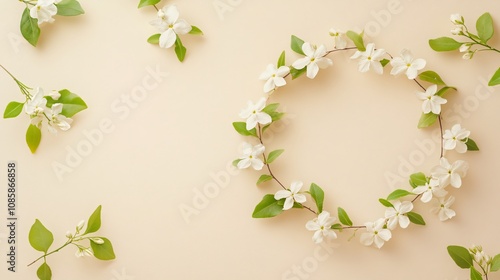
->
xmin=1 ymin=0 xmax=500 ymax=279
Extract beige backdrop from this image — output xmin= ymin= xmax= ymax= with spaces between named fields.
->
xmin=1 ymin=0 xmax=500 ymax=279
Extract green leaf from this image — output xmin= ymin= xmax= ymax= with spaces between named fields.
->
xmin=20 ymin=7 xmax=40 ymax=47
xmin=470 ymin=266 xmax=483 ymax=280
xmin=257 ymin=174 xmax=272 ymax=185
xmin=84 ymin=205 xmax=102 ymax=234
xmin=277 ymin=51 xmax=286 ymax=68
xmin=418 ymin=71 xmax=446 ymax=85
xmin=488 ymin=67 xmax=500 ymax=86
xmin=380 ymin=59 xmax=390 ymax=67
xmin=188 ymin=25 xmax=203 ymax=35
xmin=232 ymin=159 xmax=241 ymax=167
xmin=436 ymin=86 xmax=456 ymax=97
xmin=407 ymin=211 xmax=425 ymax=225
xmin=290 ymin=67 xmax=306 ymax=79
xmin=262 ymin=103 xmax=279 ymax=114
xmin=90 ymin=237 xmax=116 ymax=260
xmin=379 ymin=198 xmax=394 ymax=208
xmin=232 ymin=122 xmax=257 ymax=137
xmin=490 ymin=254 xmax=500 ymax=271
xmin=37 ymin=262 xmax=52 ymax=280
xmin=346 ymin=30 xmax=365 ymax=51
xmin=331 ymin=223 xmax=343 ymax=230
xmin=290 ymin=35 xmax=305 ymax=55
xmin=429 ymin=37 xmax=462 ymax=52
xmin=266 ymin=149 xmax=284 ymax=164
xmin=55 ymin=0 xmax=85 ymax=16
xmin=448 ymin=245 xmax=474 ymax=268
xmin=252 ymin=194 xmax=283 ymax=218
xmin=417 ymin=112 xmax=439 ymax=128
xmin=3 ymin=101 xmax=24 ymax=118
xmin=174 ymin=35 xmax=187 ymax=62
xmin=46 ymin=89 xmax=88 ymax=117
xmin=309 ymin=183 xmax=324 ymax=213
xmin=147 ymin=34 xmax=160 ymax=44
xmin=26 ymin=124 xmax=42 ymax=154
xmin=29 ymin=220 xmax=54 ymax=253
xmin=386 ymin=189 xmax=412 ymax=201
xmin=338 ymin=207 xmax=353 ymax=226
xmin=476 ymin=12 xmax=494 ymax=43
xmin=138 ymin=0 xmax=161 ymax=8
xmin=269 ymin=112 xmax=285 ymax=122
xmin=465 ymin=138 xmax=479 ymax=151
xmin=410 ymin=172 xmax=427 ymax=188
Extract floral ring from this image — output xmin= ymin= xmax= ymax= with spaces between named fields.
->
xmin=232 ymin=30 xmax=479 ymax=248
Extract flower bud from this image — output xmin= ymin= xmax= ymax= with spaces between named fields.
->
xmin=459 ymin=43 xmax=472 ymax=53
xmin=90 ymin=237 xmax=105 ymax=245
xmin=65 ymin=231 xmax=73 ymax=239
xmin=450 ymin=13 xmax=464 ymax=25
xmin=451 ymin=27 xmax=463 ymax=35
xmin=76 ymin=220 xmax=85 ymax=232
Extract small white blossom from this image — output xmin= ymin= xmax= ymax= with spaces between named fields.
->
xmin=150 ymin=5 xmax=192 ymax=49
xmin=90 ymin=237 xmax=105 ymax=245
xmin=30 ymin=0 xmax=58 ymax=25
xmin=431 ymin=157 xmax=468 ymax=188
xmin=350 ymin=43 xmax=386 ymax=74
xmin=450 ymin=13 xmax=464 ymax=25
xmin=443 ymin=124 xmax=470 ymax=153
xmin=75 ymin=247 xmax=93 ymax=258
xmin=431 ymin=196 xmax=456 ymax=221
xmin=259 ymin=64 xmax=290 ymax=94
xmin=451 ymin=26 xmax=464 ymax=35
xmin=25 ymin=87 xmax=48 ymax=116
xmin=462 ymin=51 xmax=475 ymax=60
xmin=274 ymin=181 xmax=307 ymax=210
xmin=416 ymin=84 xmax=447 ymax=114
xmin=237 ymin=142 xmax=265 ymax=171
xmin=65 ymin=231 xmax=73 ymax=239
xmin=46 ymin=103 xmax=72 ymax=134
xmin=45 ymin=90 xmax=61 ymax=100
xmin=413 ymin=178 xmax=447 ymax=203
xmin=306 ymin=211 xmax=338 ymax=244
xmin=329 ymin=28 xmax=347 ymax=49
xmin=239 ymin=97 xmax=272 ymax=130
xmin=384 ymin=200 xmax=413 ymax=230
xmin=292 ymin=43 xmax=333 ymax=79
xmin=459 ymin=43 xmax=472 ymax=53
xmin=390 ymin=49 xmax=426 ymax=79
xmin=76 ymin=220 xmax=85 ymax=232
xmin=470 ymin=245 xmax=492 ymax=268
xmin=360 ymin=218 xmax=391 ymax=249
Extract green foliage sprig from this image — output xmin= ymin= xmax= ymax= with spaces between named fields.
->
xmin=1 ymin=64 xmax=87 ymax=153
xmin=139 ymin=0 xmax=203 ymax=62
xmin=448 ymin=245 xmax=500 ymax=280
xmin=430 ymin=12 xmax=500 ymax=86
xmin=28 ymin=205 xmax=115 ymax=280
xmin=18 ymin=0 xmax=84 ymax=46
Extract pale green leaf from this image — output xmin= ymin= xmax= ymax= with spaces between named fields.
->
xmin=476 ymin=12 xmax=494 ymax=43
xmin=188 ymin=26 xmax=203 ymax=35
xmin=448 ymin=245 xmax=474 ymax=268
xmin=174 ymin=35 xmax=187 ymax=62
xmin=138 ymin=0 xmax=161 ymax=8
xmin=346 ymin=30 xmax=365 ymax=51
xmin=418 ymin=112 xmax=439 ymax=128
xmin=20 ymin=7 xmax=40 ymax=47
xmin=379 ymin=198 xmax=394 ymax=208
xmin=386 ymin=189 xmax=412 ymax=201
xmin=26 ymin=124 xmax=42 ymax=154
xmin=429 ymin=37 xmax=462 ymax=52
xmin=252 ymin=194 xmax=283 ymax=218
xmin=410 ymin=172 xmax=427 ymax=188
xmin=488 ymin=67 xmax=500 ymax=86
xmin=490 ymin=254 xmax=500 ymax=271
xmin=465 ymin=138 xmax=479 ymax=151
xmin=147 ymin=34 xmax=160 ymax=44
xmin=338 ymin=207 xmax=353 ymax=226
xmin=470 ymin=266 xmax=483 ymax=280
xmin=418 ymin=71 xmax=446 ymax=85
xmin=290 ymin=67 xmax=306 ymax=79
xmin=90 ymin=237 xmax=115 ymax=260
xmin=290 ymin=35 xmax=305 ymax=55
xmin=55 ymin=0 xmax=85 ymax=16
xmin=277 ymin=51 xmax=286 ymax=68
xmin=3 ymin=101 xmax=24 ymax=118
xmin=436 ymin=86 xmax=456 ymax=97
xmin=309 ymin=183 xmax=324 ymax=213
xmin=266 ymin=149 xmax=284 ymax=164
xmin=29 ymin=219 xmax=53 ymax=253
xmin=407 ymin=211 xmax=425 ymax=225
xmin=257 ymin=174 xmax=272 ymax=185
xmin=232 ymin=122 xmax=257 ymax=137
xmin=84 ymin=205 xmax=102 ymax=234
xmin=37 ymin=262 xmax=52 ymax=280
xmin=46 ymin=89 xmax=88 ymax=117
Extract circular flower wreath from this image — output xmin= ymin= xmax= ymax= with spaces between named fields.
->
xmin=232 ymin=29 xmax=480 ymax=248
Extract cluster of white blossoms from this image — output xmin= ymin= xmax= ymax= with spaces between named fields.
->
xmin=29 ymin=0 xmax=61 ymax=24
xmin=449 ymin=13 xmax=476 ymax=60
xmin=24 ymin=87 xmax=72 ymax=133
xmin=150 ymin=5 xmax=192 ymax=49
xmin=235 ymin=28 xmax=475 ymax=248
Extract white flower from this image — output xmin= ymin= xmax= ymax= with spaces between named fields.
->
xmin=65 ymin=231 xmax=73 ymax=239
xmin=450 ymin=13 xmax=464 ymax=25
xmin=292 ymin=43 xmax=333 ymax=79
xmin=239 ymin=97 xmax=272 ymax=130
xmin=305 ymin=211 xmax=338 ymax=244
xmin=431 ymin=157 xmax=468 ymax=188
xmin=274 ymin=181 xmax=307 ymax=210
xmin=413 ymin=178 xmax=447 ymax=203
xmin=237 ymin=142 xmax=265 ymax=170
xmin=46 ymin=103 xmax=73 ymax=134
xmin=451 ymin=26 xmax=464 ymax=35
xmin=30 ymin=0 xmax=58 ymax=25
xmin=470 ymin=246 xmax=492 ymax=267
xmin=459 ymin=43 xmax=472 ymax=53
xmin=24 ymin=87 xmax=48 ymax=116
xmin=259 ymin=64 xmax=290 ymax=93
xmin=45 ymin=90 xmax=61 ymax=100
xmin=329 ymin=28 xmax=347 ymax=49
xmin=431 ymin=196 xmax=456 ymax=221
xmin=384 ymin=200 xmax=413 ymax=230
xmin=75 ymin=247 xmax=93 ymax=258
xmin=462 ymin=51 xmax=475 ymax=60
xmin=360 ymin=218 xmax=391 ymax=249
xmin=443 ymin=124 xmax=470 ymax=153
xmin=416 ymin=84 xmax=447 ymax=114
xmin=150 ymin=5 xmax=192 ymax=49
xmin=390 ymin=49 xmax=426 ymax=79
xmin=350 ymin=43 xmax=386 ymax=74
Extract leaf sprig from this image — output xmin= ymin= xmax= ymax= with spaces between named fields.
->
xmin=448 ymin=245 xmax=500 ymax=280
